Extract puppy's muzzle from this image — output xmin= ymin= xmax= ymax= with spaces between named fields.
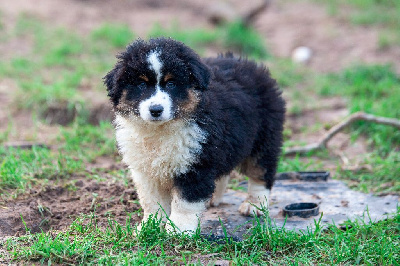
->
xmin=149 ymin=104 xmax=164 ymax=118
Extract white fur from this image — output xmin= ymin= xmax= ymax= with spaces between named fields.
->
xmin=140 ymin=51 xmax=172 ymax=121
xmin=165 ymin=190 xmax=205 ymax=233
xmin=115 ymin=114 xmax=207 ymax=181
xmin=131 ymin=170 xmax=172 ymax=217
xmin=147 ymin=51 xmax=162 ymax=84
xmin=131 ymin=170 xmax=172 ymax=232
xmin=138 ymin=88 xmax=173 ymax=121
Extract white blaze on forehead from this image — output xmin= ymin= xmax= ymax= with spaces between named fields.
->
xmin=147 ymin=51 xmax=162 ymax=84
xmin=140 ymin=51 xmax=172 ymax=122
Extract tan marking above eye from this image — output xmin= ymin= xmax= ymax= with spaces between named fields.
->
xmin=164 ymin=73 xmax=174 ymax=82
xmin=139 ymin=75 xmax=149 ymax=82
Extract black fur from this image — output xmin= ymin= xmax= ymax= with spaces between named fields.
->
xmin=105 ymin=38 xmax=285 ymax=203
xmin=174 ymin=53 xmax=285 ymax=201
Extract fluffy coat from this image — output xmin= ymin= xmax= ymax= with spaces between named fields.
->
xmin=104 ymin=38 xmax=285 ymax=233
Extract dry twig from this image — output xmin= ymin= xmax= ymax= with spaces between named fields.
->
xmin=3 ymin=142 xmax=50 ymax=150
xmin=285 ymin=112 xmax=400 ymax=156
xmin=242 ymin=0 xmax=271 ymax=27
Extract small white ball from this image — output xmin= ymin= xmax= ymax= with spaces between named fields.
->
xmin=291 ymin=46 xmax=312 ymax=64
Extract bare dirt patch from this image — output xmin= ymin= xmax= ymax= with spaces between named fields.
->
xmin=0 ymin=175 xmax=140 ymax=237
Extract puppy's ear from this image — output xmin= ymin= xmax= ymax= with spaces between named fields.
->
xmin=104 ymin=68 xmax=116 ymax=96
xmin=103 ymin=62 xmax=125 ymax=106
xmin=189 ymin=59 xmax=210 ymax=90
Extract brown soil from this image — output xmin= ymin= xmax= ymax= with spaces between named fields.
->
xmin=0 ymin=173 xmax=140 ymax=237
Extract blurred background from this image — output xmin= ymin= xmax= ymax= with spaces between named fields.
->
xmin=0 ymin=0 xmax=399 ymax=239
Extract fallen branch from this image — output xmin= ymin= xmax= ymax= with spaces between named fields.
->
xmin=3 ymin=142 xmax=50 ymax=150
xmin=285 ymin=112 xmax=400 ymax=156
xmin=242 ymin=0 xmax=271 ymax=27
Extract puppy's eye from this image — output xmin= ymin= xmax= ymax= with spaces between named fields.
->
xmin=165 ymin=81 xmax=176 ymax=90
xmin=137 ymin=82 xmax=147 ymax=90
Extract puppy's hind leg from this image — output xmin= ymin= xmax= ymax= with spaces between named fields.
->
xmin=209 ymin=174 xmax=230 ymax=207
xmin=238 ymin=158 xmax=271 ymax=217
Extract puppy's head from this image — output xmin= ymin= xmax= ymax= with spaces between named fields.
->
xmin=104 ymin=38 xmax=210 ymax=123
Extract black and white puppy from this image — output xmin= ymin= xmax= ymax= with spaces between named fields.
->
xmin=104 ymin=38 xmax=285 ymax=233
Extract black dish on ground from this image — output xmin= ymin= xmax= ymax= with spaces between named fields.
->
xmin=283 ymin=202 xmax=319 ymax=218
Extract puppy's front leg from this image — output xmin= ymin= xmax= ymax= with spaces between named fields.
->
xmin=166 ymin=171 xmax=215 ymax=234
xmin=131 ymin=170 xmax=172 ymax=231
xmin=165 ymin=190 xmax=205 ymax=234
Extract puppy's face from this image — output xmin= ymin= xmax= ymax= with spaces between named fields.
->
xmin=104 ymin=38 xmax=210 ymax=123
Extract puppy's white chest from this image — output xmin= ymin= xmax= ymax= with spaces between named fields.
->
xmin=115 ymin=115 xmax=207 ymax=179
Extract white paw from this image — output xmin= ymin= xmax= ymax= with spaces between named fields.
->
xmin=165 ymin=219 xmax=196 ymax=235
xmin=164 ymin=221 xmax=177 ymax=234
xmin=238 ymin=198 xmax=268 ymax=217
xmin=134 ymin=221 xmax=144 ymax=236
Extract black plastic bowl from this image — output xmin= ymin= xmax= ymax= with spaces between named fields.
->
xmin=283 ymin=202 xmax=319 ymax=218
xmin=298 ymin=171 xmax=330 ymax=181
xmin=275 ymin=171 xmax=330 ymax=181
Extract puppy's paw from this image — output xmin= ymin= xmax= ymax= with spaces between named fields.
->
xmin=133 ymin=221 xmax=145 ymax=237
xmin=165 ymin=220 xmax=195 ymax=235
xmin=209 ymin=175 xmax=229 ymax=208
xmin=164 ymin=222 xmax=177 ymax=234
xmin=208 ymin=195 xmax=223 ymax=207
xmin=238 ymin=197 xmax=268 ymax=217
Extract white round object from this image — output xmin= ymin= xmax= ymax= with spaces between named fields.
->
xmin=291 ymin=46 xmax=312 ymax=64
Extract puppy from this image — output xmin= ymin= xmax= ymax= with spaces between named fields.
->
xmin=104 ymin=38 xmax=285 ymax=233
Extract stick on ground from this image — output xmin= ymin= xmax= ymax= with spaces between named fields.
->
xmin=285 ymin=112 xmax=400 ymax=156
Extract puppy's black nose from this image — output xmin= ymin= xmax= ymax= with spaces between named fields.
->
xmin=149 ymin=104 xmax=164 ymax=118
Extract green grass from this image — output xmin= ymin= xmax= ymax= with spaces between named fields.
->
xmin=149 ymin=22 xmax=218 ymax=51
xmin=339 ymin=151 xmax=400 ymax=195
xmin=43 ymin=29 xmax=84 ymax=67
xmin=269 ymin=58 xmax=311 ymax=89
xmin=278 ymin=154 xmax=324 ymax=172
xmin=347 ymin=0 xmax=400 ymax=27
xmin=91 ymin=23 xmax=135 ymax=49
xmin=319 ymin=0 xmax=400 ymax=47
xmin=0 ymin=122 xmax=115 ymax=195
xmin=0 ymin=15 xmax=117 ymax=116
xmin=0 ymin=146 xmax=79 ymax=191
xmin=59 ymin=121 xmax=116 ymax=161
xmin=320 ymin=0 xmax=400 ymax=26
xmin=221 ymin=20 xmax=269 ymax=59
xmin=17 ymin=73 xmax=83 ymax=110
xmin=318 ymin=64 xmax=400 ymax=154
xmin=3 ymin=207 xmax=399 ymax=264
xmin=149 ymin=20 xmax=269 ymax=59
